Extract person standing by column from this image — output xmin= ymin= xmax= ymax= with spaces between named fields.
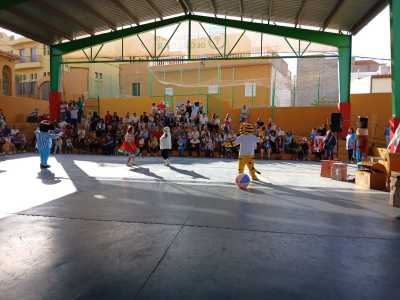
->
xmin=346 ymin=128 xmax=356 ymax=163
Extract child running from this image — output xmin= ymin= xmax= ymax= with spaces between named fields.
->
xmin=160 ymin=126 xmax=172 ymax=166
xmin=119 ymin=125 xmax=139 ymax=167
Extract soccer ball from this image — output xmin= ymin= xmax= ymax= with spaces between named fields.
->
xmin=235 ymin=173 xmax=251 ymax=190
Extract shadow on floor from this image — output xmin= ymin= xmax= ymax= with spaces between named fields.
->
xmin=253 ymin=180 xmax=364 ymax=210
xmin=37 ymin=169 xmax=66 ymax=185
xmin=168 ymin=165 xmax=210 ymax=180
xmin=130 ymin=167 xmax=164 ymax=181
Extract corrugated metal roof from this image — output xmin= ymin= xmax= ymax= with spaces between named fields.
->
xmin=0 ymin=0 xmax=388 ymax=45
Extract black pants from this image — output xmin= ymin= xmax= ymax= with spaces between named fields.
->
xmin=161 ymin=149 xmax=169 ymax=160
xmin=347 ymin=149 xmax=353 ymax=161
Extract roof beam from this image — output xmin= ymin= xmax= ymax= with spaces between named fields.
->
xmin=74 ymin=0 xmax=117 ymax=30
xmin=0 ymin=0 xmax=29 ymax=10
xmin=144 ymin=0 xmax=163 ymax=20
xmin=267 ymin=0 xmax=273 ymax=23
xmin=351 ymin=0 xmax=388 ymax=34
xmin=181 ymin=0 xmax=193 ymax=13
xmin=0 ymin=18 xmax=51 ymax=44
xmin=209 ymin=0 xmax=218 ymax=17
xmin=177 ymin=0 xmax=188 ymax=14
xmin=295 ymin=0 xmax=307 ymax=28
xmin=7 ymin=7 xmax=73 ymax=40
xmin=188 ymin=14 xmax=351 ymax=48
xmin=36 ymin=0 xmax=94 ymax=35
xmin=54 ymin=15 xmax=188 ymax=54
xmin=322 ymin=0 xmax=345 ymax=30
xmin=54 ymin=14 xmax=351 ymax=55
xmin=109 ymin=0 xmax=139 ymax=25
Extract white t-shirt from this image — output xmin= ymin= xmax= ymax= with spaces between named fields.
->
xmin=236 ymin=134 xmax=258 ymax=156
xmin=70 ymin=109 xmax=78 ymax=120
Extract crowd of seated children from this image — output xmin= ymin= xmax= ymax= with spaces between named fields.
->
xmin=32 ymin=99 xmax=337 ymax=162
xmin=0 ymin=109 xmax=27 ymax=154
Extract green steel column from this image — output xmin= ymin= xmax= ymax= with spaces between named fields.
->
xmin=271 ymin=69 xmax=277 ymax=121
xmin=50 ymin=47 xmax=62 ymax=92
xmin=231 ymin=67 xmax=235 ymax=107
xmin=391 ymin=0 xmax=400 ymax=117
xmin=338 ymin=43 xmax=352 ymax=103
xmin=188 ymin=19 xmax=191 ymax=59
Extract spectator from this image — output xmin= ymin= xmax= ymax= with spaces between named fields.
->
xmin=0 ymin=109 xmax=6 ymax=126
xmin=346 ymin=128 xmax=356 ymax=162
xmin=324 ymin=130 xmax=336 ymax=160
xmin=239 ymin=105 xmax=250 ymax=123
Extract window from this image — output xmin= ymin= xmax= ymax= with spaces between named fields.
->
xmin=245 ymin=82 xmax=256 ymax=97
xmin=31 ymin=73 xmax=37 ymax=81
xmin=2 ymin=65 xmax=11 ymax=96
xmin=43 ymin=45 xmax=50 ymax=56
xmin=95 ymin=72 xmax=103 ymax=79
xmin=208 ymin=85 xmax=219 ymax=95
xmin=19 ymin=49 xmax=26 ymax=62
xmin=165 ymin=87 xmax=173 ymax=96
xmin=31 ymin=47 xmax=37 ymax=61
xmin=132 ymin=82 xmax=140 ymax=96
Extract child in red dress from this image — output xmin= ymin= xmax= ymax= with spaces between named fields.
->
xmin=119 ymin=126 xmax=139 ymax=166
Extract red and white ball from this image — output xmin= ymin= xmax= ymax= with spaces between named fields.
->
xmin=235 ymin=173 xmax=251 ymax=190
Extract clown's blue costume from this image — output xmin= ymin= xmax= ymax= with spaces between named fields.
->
xmin=35 ymin=121 xmax=54 ymax=169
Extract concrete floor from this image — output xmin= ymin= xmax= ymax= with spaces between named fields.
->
xmin=0 ymin=154 xmax=400 ymax=300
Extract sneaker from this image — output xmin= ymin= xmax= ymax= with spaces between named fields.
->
xmin=40 ymin=164 xmax=46 ymax=169
xmin=164 ymin=160 xmax=170 ymax=166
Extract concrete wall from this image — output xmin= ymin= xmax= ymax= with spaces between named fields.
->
xmin=296 ymin=58 xmax=339 ymax=106
xmin=371 ymin=77 xmax=391 ymax=93
xmin=63 ymin=67 xmax=89 ymax=100
xmin=119 ymin=61 xmax=274 ymax=109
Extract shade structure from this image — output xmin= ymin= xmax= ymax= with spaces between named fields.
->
xmin=0 ymin=0 xmax=388 ymax=45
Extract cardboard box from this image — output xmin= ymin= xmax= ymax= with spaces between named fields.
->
xmin=331 ymin=163 xmax=347 ymax=181
xmin=389 ymin=176 xmax=400 ymax=207
xmin=355 ymin=170 xmax=387 ymax=191
xmin=321 ymin=160 xmax=334 ymax=178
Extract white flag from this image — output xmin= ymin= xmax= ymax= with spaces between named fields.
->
xmin=387 ymin=124 xmax=400 ymax=152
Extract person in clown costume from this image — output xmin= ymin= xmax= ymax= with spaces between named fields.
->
xmin=235 ymin=122 xmax=259 ymax=181
xmin=35 ymin=120 xmax=55 ymax=169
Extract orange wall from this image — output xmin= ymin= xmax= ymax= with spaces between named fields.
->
xmin=63 ymin=67 xmax=89 ymax=100
xmin=350 ymin=93 xmax=391 ymax=145
xmin=0 ymin=95 xmax=49 ymax=123
xmin=98 ymin=93 xmax=392 ymax=142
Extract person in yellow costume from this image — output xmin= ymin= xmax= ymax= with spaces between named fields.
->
xmin=235 ymin=123 xmax=259 ymax=181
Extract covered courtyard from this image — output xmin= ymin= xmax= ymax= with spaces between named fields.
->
xmin=1 ymin=1 xmax=400 ymax=299
xmin=1 ymin=154 xmax=399 ymax=299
